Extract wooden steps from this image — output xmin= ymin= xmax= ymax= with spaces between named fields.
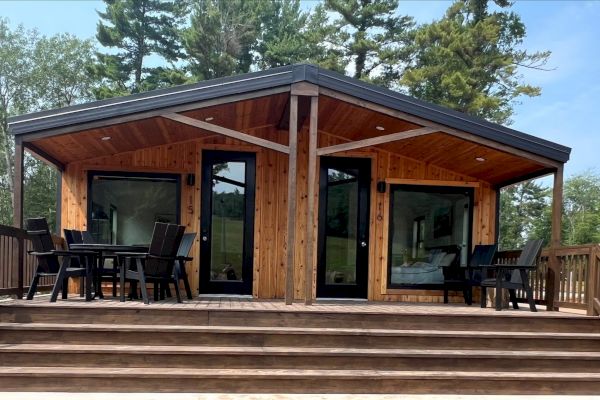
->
xmin=0 ymin=301 xmax=599 ymax=394
xmin=1 ymin=322 xmax=599 ymax=351
xmin=1 ymin=367 xmax=600 ymax=394
xmin=2 ymin=344 xmax=600 ymax=372
xmin=2 ymin=304 xmax=599 ymax=332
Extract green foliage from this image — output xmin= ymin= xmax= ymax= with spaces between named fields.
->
xmin=498 ymin=180 xmax=550 ymax=250
xmin=563 ymin=171 xmax=600 ymax=245
xmin=499 ymin=172 xmax=600 ymax=250
xmin=401 ymin=0 xmax=550 ymax=125
xmin=253 ymin=0 xmax=343 ymax=71
xmin=323 ymin=0 xmax=414 ymax=86
xmin=182 ymin=0 xmax=259 ymax=80
xmin=0 ymin=19 xmax=100 ymax=228
xmin=93 ymin=0 xmax=186 ymax=96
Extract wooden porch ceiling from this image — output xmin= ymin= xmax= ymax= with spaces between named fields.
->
xmin=25 ymin=91 xmax=550 ymax=186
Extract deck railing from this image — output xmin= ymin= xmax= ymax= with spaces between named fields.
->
xmin=0 ymin=224 xmax=62 ymax=297
xmin=1 ymin=222 xmax=600 ymax=315
xmin=496 ymin=244 xmax=600 ymax=314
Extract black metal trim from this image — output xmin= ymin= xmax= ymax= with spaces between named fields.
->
xmin=8 ymin=64 xmax=570 ymax=164
xmin=386 ymin=184 xmax=474 ymax=290
xmin=86 ymin=170 xmax=182 ymax=239
xmin=199 ymin=150 xmax=256 ymax=295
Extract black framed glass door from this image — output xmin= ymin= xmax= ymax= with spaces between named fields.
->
xmin=200 ymin=151 xmax=255 ymax=295
xmin=317 ymin=157 xmax=370 ymax=299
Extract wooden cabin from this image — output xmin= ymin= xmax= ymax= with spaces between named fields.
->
xmin=8 ymin=64 xmax=570 ymax=305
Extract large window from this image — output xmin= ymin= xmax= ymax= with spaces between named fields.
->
xmin=387 ymin=185 xmax=473 ymax=288
xmin=88 ymin=171 xmax=180 ymax=245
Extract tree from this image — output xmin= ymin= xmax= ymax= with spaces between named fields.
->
xmin=562 ymin=171 xmax=600 ymax=245
xmin=94 ymin=0 xmax=186 ymax=96
xmin=323 ymin=0 xmax=414 ymax=86
xmin=0 ymin=19 xmax=37 ymax=226
xmin=400 ymin=0 xmax=550 ymax=125
xmin=183 ymin=0 xmax=260 ymax=81
xmin=253 ymin=0 xmax=343 ymax=71
xmin=498 ymin=180 xmax=550 ymax=250
xmin=0 ymin=19 xmax=99 ymax=229
xmin=32 ymin=34 xmax=97 ymax=108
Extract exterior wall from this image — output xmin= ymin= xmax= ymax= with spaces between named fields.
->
xmin=61 ymin=128 xmax=496 ymax=302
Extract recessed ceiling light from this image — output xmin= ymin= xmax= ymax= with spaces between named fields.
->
xmin=101 ymin=136 xmax=112 ymax=141
xmin=375 ymin=126 xmax=385 ymax=131
xmin=475 ymin=157 xmax=486 ymax=162
xmin=205 ymin=117 xmax=214 ymax=122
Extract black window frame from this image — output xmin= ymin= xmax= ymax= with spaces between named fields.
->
xmin=387 ymin=184 xmax=474 ymax=290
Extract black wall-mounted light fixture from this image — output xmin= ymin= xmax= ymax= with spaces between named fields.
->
xmin=186 ymin=173 xmax=195 ymax=186
xmin=377 ymin=181 xmax=386 ymax=193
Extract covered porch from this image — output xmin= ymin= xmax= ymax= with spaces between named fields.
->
xmin=6 ymin=64 xmax=576 ymax=309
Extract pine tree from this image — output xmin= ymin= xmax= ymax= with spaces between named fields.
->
xmin=94 ymin=0 xmax=186 ymax=96
xmin=401 ymin=0 xmax=550 ymax=125
xmin=323 ymin=0 xmax=414 ymax=86
xmin=183 ymin=0 xmax=260 ymax=81
xmin=253 ymin=0 xmax=342 ymax=71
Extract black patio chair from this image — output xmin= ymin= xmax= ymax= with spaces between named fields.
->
xmin=480 ymin=239 xmax=543 ymax=312
xmin=157 ymin=232 xmax=195 ymax=301
xmin=463 ymin=244 xmax=498 ymax=305
xmin=117 ymin=222 xmax=185 ymax=304
xmin=27 ymin=219 xmax=94 ymax=302
xmin=175 ymin=232 xmax=196 ymax=300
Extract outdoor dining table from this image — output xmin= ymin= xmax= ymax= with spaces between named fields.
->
xmin=69 ymin=243 xmax=149 ymax=299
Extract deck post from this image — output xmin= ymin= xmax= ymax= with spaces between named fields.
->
xmin=285 ymin=94 xmax=299 ymax=305
xmin=13 ymin=137 xmax=24 ymax=229
xmin=547 ymin=165 xmax=564 ymax=311
xmin=305 ymin=96 xmax=318 ymax=305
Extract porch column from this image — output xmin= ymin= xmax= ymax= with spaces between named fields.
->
xmin=305 ymin=95 xmax=318 ymax=305
xmin=285 ymin=94 xmax=299 ymax=305
xmin=13 ymin=138 xmax=24 ymax=229
xmin=547 ymin=165 xmax=564 ymax=311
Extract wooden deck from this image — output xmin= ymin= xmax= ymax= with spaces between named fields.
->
xmin=0 ymin=294 xmax=564 ymax=316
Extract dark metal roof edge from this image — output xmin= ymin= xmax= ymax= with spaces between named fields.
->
xmin=8 ymin=65 xmax=297 ymax=135
xmin=313 ymin=68 xmax=570 ymax=163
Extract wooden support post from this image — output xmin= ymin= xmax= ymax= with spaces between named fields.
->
xmin=588 ymin=245 xmax=599 ymax=316
xmin=285 ymin=95 xmax=299 ymax=305
xmin=13 ymin=138 xmax=24 ymax=229
xmin=305 ymin=96 xmax=318 ymax=305
xmin=547 ymin=165 xmax=564 ymax=311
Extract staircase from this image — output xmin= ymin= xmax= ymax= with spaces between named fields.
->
xmin=0 ymin=301 xmax=599 ymax=394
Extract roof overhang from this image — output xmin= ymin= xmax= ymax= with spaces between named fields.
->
xmin=8 ymin=64 xmax=571 ymax=168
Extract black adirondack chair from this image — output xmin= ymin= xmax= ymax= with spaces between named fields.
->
xmin=27 ymin=218 xmax=94 ymax=302
xmin=175 ymin=232 xmax=196 ymax=300
xmin=464 ymin=244 xmax=498 ymax=305
xmin=117 ymin=222 xmax=185 ymax=304
xmin=480 ymin=239 xmax=543 ymax=312
xmin=443 ymin=245 xmax=498 ymax=305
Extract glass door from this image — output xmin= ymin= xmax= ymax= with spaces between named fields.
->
xmin=200 ymin=151 xmax=255 ymax=295
xmin=317 ymin=157 xmax=370 ymax=298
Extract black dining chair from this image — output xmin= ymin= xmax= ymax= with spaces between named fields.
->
xmin=175 ymin=232 xmax=196 ymax=300
xmin=28 ymin=219 xmax=94 ymax=302
xmin=117 ymin=222 xmax=185 ymax=304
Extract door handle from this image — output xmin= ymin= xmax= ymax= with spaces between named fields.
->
xmin=202 ymin=235 xmax=209 ymax=242
xmin=360 ymin=241 xmax=367 ymax=248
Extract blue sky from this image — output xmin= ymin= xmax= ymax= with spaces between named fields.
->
xmin=2 ymin=1 xmax=599 ymax=180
